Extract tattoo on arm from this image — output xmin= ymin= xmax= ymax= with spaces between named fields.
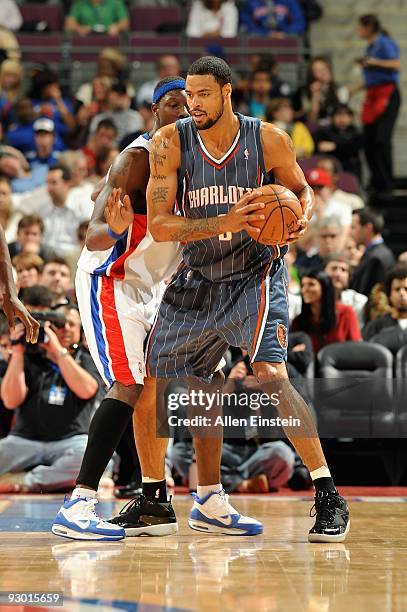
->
xmin=152 ymin=187 xmax=169 ymax=204
xmin=168 ymin=217 xmax=220 ymax=242
xmin=151 ymin=140 xmax=167 ymax=175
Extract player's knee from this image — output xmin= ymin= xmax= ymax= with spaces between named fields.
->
xmin=254 ymin=362 xmax=287 ymax=384
xmin=108 ymin=382 xmax=141 ymax=408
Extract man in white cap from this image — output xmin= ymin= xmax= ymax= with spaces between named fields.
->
xmin=26 ymin=118 xmax=60 ymax=170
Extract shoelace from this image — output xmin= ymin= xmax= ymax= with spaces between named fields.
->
xmin=309 ymin=493 xmax=337 ymax=525
xmin=78 ymin=498 xmax=100 ymax=521
xmin=119 ymin=496 xmax=141 ymax=515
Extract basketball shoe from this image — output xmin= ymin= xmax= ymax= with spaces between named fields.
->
xmin=52 ymin=497 xmax=125 ymax=541
xmin=308 ymin=491 xmax=350 ymax=543
xmin=108 ymin=494 xmax=178 ymax=536
xmin=188 ymin=489 xmax=263 ymax=536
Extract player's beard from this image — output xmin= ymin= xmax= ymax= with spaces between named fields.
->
xmin=195 ymin=99 xmax=224 ymax=131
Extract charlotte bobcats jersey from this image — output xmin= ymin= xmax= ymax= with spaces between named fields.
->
xmin=175 ymin=113 xmax=287 ymax=282
xmin=77 ymin=133 xmax=181 ymax=288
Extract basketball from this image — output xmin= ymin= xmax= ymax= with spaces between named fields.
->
xmin=246 ymin=184 xmax=303 ymax=246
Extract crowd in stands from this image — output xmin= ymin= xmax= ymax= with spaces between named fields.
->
xmin=0 ymin=2 xmax=405 ymax=493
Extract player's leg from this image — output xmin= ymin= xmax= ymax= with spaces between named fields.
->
xmin=108 ymin=377 xmax=178 ymax=536
xmin=245 ymin=258 xmax=349 ymax=542
xmin=146 ymin=268 xmax=263 ymax=535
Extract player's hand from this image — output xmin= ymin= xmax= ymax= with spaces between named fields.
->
xmin=41 ymin=321 xmax=63 ymax=358
xmin=3 ymin=295 xmax=39 ymax=344
xmin=284 ymin=190 xmax=314 ymax=243
xmin=104 ymin=187 xmax=134 ymax=235
xmin=220 ymin=190 xmax=265 ymax=236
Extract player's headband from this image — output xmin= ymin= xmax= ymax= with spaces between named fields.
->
xmin=153 ymin=79 xmax=186 ymax=104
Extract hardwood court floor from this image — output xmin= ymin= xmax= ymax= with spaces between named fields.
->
xmin=0 ymin=490 xmax=407 ymax=612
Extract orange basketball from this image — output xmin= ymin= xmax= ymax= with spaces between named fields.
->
xmin=246 ymin=184 xmax=303 ymax=246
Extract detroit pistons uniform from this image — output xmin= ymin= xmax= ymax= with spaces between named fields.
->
xmin=76 ymin=133 xmax=181 ymax=387
xmin=146 ymin=114 xmax=290 ymax=379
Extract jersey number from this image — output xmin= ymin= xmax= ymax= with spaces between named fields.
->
xmin=218 ymin=214 xmax=232 ymax=241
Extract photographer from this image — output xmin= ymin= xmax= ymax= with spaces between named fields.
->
xmin=0 ymin=286 xmax=102 ymax=492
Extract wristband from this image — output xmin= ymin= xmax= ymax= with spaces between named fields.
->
xmin=107 ymin=227 xmax=127 ymax=241
xmin=57 ymin=348 xmax=69 ymax=359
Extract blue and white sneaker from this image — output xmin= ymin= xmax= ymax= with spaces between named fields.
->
xmin=188 ymin=489 xmax=263 ymax=536
xmin=51 ymin=497 xmax=125 ymax=541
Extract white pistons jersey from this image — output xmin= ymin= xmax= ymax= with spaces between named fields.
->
xmin=77 ymin=133 xmax=181 ymax=289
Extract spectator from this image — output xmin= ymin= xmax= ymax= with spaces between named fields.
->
xmin=266 ymin=97 xmax=314 ymax=158
xmin=26 ymin=118 xmax=60 ymax=170
xmin=37 ymin=166 xmax=82 ymax=256
xmin=0 ymin=177 xmax=20 ymax=242
xmin=0 ymin=0 xmax=22 ymax=32
xmin=75 ymin=76 xmax=113 ymax=141
xmin=0 ymin=294 xmax=101 ymax=493
xmin=240 ymin=0 xmax=306 ymax=36
xmin=40 ymin=256 xmax=73 ymax=306
xmin=65 ymin=0 xmax=129 ymax=36
xmin=77 ymin=221 xmax=89 ymax=250
xmin=316 ymin=157 xmax=364 ymax=212
xmin=89 ymin=82 xmax=144 ymax=146
xmin=344 ymin=235 xmax=365 ymax=269
xmin=12 ymin=252 xmax=44 ymax=292
xmin=76 ymin=48 xmax=134 ymax=104
xmin=5 ymin=97 xmax=40 ymax=155
xmin=398 ymin=252 xmax=407 ymax=264
xmin=0 ymin=315 xmax=13 ymax=440
xmin=171 ymin=359 xmax=295 ymax=493
xmin=81 ymin=118 xmax=117 ymax=174
xmin=355 ymin=15 xmax=400 ymax=196
xmin=314 ymin=104 xmax=363 ymax=179
xmin=296 ymin=215 xmax=343 ymax=272
xmin=294 ymin=56 xmax=348 ymax=128
xmin=8 ymin=214 xmax=55 ymax=261
xmin=0 ymin=147 xmax=48 ymax=194
xmin=363 ymin=265 xmax=407 ymax=354
xmin=94 ymin=146 xmax=119 ymax=180
xmin=136 ymin=55 xmax=181 ymax=107
xmin=186 ymin=1 xmax=238 ymax=38
xmin=291 ymin=269 xmax=361 ymax=353
xmin=59 ymin=150 xmax=94 ymax=222
xmin=350 ymin=208 xmax=395 ymax=296
xmin=0 ymin=60 xmax=22 ymax=112
xmin=306 ymin=167 xmax=352 ymax=231
xmin=324 ymin=252 xmax=368 ymax=325
xmin=0 ymin=26 xmax=20 ymax=63
xmin=247 ymin=68 xmax=272 ymax=120
xmin=284 ymin=245 xmax=302 ymax=320
xmin=29 ymin=68 xmax=76 ymax=148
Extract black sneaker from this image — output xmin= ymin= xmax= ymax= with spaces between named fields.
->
xmin=308 ymin=491 xmax=350 ymax=543
xmin=109 ymin=494 xmax=178 ymax=537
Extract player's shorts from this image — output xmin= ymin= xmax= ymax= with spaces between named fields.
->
xmin=146 ymin=257 xmax=289 ymax=379
xmin=76 ymin=268 xmax=161 ymax=387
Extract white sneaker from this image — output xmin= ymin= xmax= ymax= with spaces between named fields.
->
xmin=51 ymin=496 xmax=125 ymax=541
xmin=188 ymin=489 xmax=263 ymax=536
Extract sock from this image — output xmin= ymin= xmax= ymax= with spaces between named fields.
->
xmin=70 ymin=487 xmax=96 ymax=501
xmin=197 ymin=483 xmax=222 ymax=498
xmin=76 ymin=397 xmax=133 ymax=491
xmin=142 ymin=478 xmax=167 ymax=502
xmin=310 ymin=467 xmax=336 ymax=493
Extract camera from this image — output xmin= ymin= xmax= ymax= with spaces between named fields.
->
xmin=12 ymin=310 xmax=67 ymax=352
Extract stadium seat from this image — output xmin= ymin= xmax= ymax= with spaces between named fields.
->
xmin=186 ymin=37 xmax=240 ymax=66
xmin=20 ymin=4 xmax=63 ymax=31
xmin=336 ymin=171 xmax=361 ymax=195
xmin=298 ymin=155 xmax=342 ymax=174
xmin=69 ymin=35 xmax=121 ymax=62
xmin=130 ymin=5 xmax=182 ymax=32
xmin=127 ymin=35 xmax=181 ymax=62
xmin=16 ymin=33 xmax=65 ymax=63
xmin=246 ymin=36 xmax=302 ymax=63
xmin=315 ymin=342 xmax=395 ymax=438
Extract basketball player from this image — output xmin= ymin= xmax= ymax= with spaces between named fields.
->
xmin=52 ymin=76 xmax=261 ymax=540
xmin=52 ymin=77 xmax=188 ymax=541
xmin=0 ymin=226 xmax=39 ymax=342
xmin=145 ymin=57 xmax=350 ymax=543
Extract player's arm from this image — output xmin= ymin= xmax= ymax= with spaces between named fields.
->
xmin=261 ymin=123 xmax=315 ymax=239
xmin=148 ymin=125 xmax=266 ymax=243
xmin=85 ymin=148 xmax=149 ymax=251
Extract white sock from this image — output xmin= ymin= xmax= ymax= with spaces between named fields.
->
xmin=142 ymin=477 xmax=164 ymax=483
xmin=70 ymin=487 xmax=97 ymax=501
xmin=310 ymin=466 xmax=331 ymax=480
xmin=197 ymin=483 xmax=222 ymax=498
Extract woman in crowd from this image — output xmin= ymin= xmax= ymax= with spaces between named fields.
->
xmin=186 ymin=0 xmax=239 ymax=38
xmin=354 ymin=14 xmax=401 ymax=196
xmin=294 ymin=56 xmax=348 ymax=129
xmin=291 ymin=269 xmax=361 ymax=353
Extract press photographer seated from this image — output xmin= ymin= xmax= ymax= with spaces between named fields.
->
xmin=0 ymin=286 xmax=102 ymax=493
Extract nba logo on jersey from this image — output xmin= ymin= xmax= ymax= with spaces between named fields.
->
xmin=244 ymin=147 xmax=250 ymax=160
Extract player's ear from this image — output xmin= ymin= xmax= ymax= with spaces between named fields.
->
xmin=151 ymin=103 xmax=159 ymax=118
xmin=222 ymin=83 xmax=232 ymax=99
